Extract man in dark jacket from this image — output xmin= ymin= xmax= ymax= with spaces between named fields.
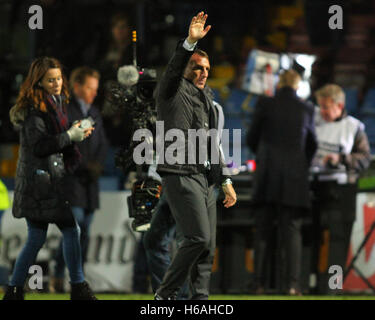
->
xmin=50 ymin=67 xmax=109 ymax=292
xmin=247 ymin=69 xmax=317 ymax=295
xmin=154 ymin=12 xmax=237 ymax=300
xmin=143 ymin=100 xmax=226 ymax=300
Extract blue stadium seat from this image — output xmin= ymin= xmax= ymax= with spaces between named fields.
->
xmin=343 ymin=88 xmax=358 ymax=116
xmin=223 ymin=116 xmax=250 ymax=165
xmin=103 ymin=146 xmax=119 ymax=176
xmin=224 ymin=116 xmax=247 ymax=139
xmin=211 ymin=88 xmax=223 ymax=106
xmin=224 ymin=89 xmax=250 ymax=115
xmin=241 ymin=94 xmax=259 ymax=116
xmin=0 ymin=178 xmax=15 ymax=191
xmin=362 ymin=115 xmax=375 ymax=154
xmin=360 ymin=88 xmax=375 ymax=117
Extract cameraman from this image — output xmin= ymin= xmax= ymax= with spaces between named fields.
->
xmin=50 ymin=67 xmax=109 ymax=293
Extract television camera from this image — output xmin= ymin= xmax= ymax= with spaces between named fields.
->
xmin=105 ymin=31 xmax=160 ymax=232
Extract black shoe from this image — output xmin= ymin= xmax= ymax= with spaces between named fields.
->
xmin=70 ymin=281 xmax=97 ymax=300
xmin=2 ymin=286 xmax=25 ymax=300
xmin=154 ymin=293 xmax=176 ymax=300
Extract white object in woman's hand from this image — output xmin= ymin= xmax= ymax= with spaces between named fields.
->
xmin=67 ymin=123 xmax=85 ymax=142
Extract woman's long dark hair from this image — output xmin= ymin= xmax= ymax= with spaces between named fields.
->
xmin=12 ymin=57 xmax=69 ymax=114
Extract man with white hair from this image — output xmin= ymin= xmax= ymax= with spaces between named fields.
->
xmin=312 ymin=84 xmax=371 ymax=294
xmin=313 ymin=84 xmax=371 ymax=171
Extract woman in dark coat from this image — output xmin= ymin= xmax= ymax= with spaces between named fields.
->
xmin=3 ymin=57 xmax=96 ymax=300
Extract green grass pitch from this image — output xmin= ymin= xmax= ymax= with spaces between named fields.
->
xmin=1 ymin=293 xmax=375 ymax=300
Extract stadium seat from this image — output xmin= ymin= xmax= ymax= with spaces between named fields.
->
xmin=343 ymin=88 xmax=358 ymax=116
xmin=241 ymin=94 xmax=259 ymax=116
xmin=359 ymin=88 xmax=375 ymax=117
xmin=224 ymin=89 xmax=251 ymax=115
xmin=223 ymin=116 xmax=251 ymax=165
xmin=0 ymin=178 xmax=15 ymax=191
xmin=362 ymin=115 xmax=375 ymax=154
xmin=103 ymin=146 xmax=120 ymax=176
xmin=211 ymin=88 xmax=224 ymax=106
xmin=224 ymin=116 xmax=247 ymax=136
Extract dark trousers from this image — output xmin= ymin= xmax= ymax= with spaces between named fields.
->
xmin=156 ymin=173 xmax=217 ymax=299
xmin=143 ymin=194 xmax=189 ymax=299
xmin=132 ymin=233 xmax=150 ymax=293
xmin=254 ymin=204 xmax=303 ymax=292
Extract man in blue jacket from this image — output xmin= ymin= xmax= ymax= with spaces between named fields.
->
xmin=50 ymin=67 xmax=109 ymax=293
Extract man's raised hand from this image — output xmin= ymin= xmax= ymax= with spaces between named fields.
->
xmin=187 ymin=11 xmax=211 ymax=44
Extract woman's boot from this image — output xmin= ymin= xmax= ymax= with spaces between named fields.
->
xmin=70 ymin=281 xmax=97 ymax=300
xmin=2 ymin=286 xmax=25 ymax=300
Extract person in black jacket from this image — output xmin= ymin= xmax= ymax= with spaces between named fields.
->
xmin=247 ymin=69 xmax=317 ymax=295
xmin=154 ymin=12 xmax=237 ymax=300
xmin=3 ymin=57 xmax=97 ymax=300
xmin=50 ymin=67 xmax=109 ymax=293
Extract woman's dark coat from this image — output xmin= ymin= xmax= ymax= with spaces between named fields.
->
xmin=12 ymin=106 xmax=76 ymax=224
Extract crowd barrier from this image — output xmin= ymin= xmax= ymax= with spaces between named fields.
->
xmin=0 ymin=191 xmax=141 ymax=292
xmin=1 ymin=187 xmax=375 ymax=294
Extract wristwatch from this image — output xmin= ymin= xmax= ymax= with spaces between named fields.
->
xmin=222 ymin=178 xmax=233 ymax=187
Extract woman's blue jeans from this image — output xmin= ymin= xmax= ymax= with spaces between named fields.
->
xmin=53 ymin=207 xmax=94 ymax=279
xmin=9 ymin=218 xmax=84 ymax=287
